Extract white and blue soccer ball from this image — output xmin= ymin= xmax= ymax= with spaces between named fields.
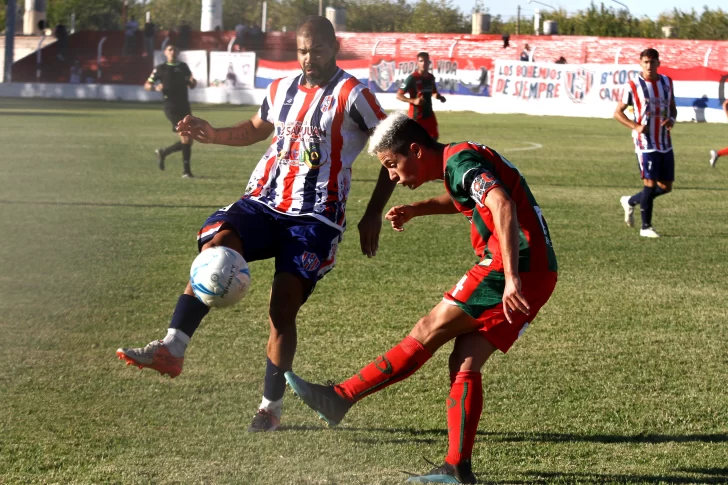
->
xmin=190 ymin=246 xmax=251 ymax=308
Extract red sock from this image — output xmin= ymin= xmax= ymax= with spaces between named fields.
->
xmin=335 ymin=336 xmax=432 ymax=401
xmin=717 ymin=147 xmax=728 ymax=157
xmin=445 ymin=371 xmax=483 ymax=465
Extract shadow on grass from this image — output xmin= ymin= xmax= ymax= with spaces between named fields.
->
xmin=0 ymin=199 xmax=222 ymax=210
xmin=282 ymin=425 xmax=728 ymax=446
xmin=520 ymin=471 xmax=728 ymax=484
xmin=0 ymin=111 xmax=91 ymax=117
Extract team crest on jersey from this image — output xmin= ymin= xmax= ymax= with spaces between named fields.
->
xmin=320 ymin=95 xmax=335 ymax=113
xmin=565 ymin=68 xmax=594 ymax=104
xmin=470 ymin=170 xmax=498 ymax=207
xmin=369 ymin=60 xmax=396 ymax=91
xmin=301 ymin=251 xmax=321 ymax=272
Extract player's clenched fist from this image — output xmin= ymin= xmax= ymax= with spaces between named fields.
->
xmin=385 ymin=205 xmax=416 ymax=232
xmin=177 ymin=115 xmax=216 ymax=143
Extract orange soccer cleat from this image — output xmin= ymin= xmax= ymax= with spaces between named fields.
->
xmin=116 ymin=340 xmax=184 ymax=378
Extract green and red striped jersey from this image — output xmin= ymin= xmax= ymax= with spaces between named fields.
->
xmin=443 ymin=142 xmax=557 ymax=273
xmin=398 ymin=71 xmax=439 ymax=121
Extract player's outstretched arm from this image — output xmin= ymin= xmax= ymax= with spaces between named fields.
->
xmin=358 ymin=166 xmax=397 ymax=257
xmin=385 ymin=193 xmax=458 ymax=232
xmin=177 ymin=114 xmax=274 ymax=146
xmin=188 ymin=76 xmax=197 ymax=89
xmin=484 ymin=187 xmax=530 ymax=323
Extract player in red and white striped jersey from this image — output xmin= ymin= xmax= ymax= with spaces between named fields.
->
xmin=116 ymin=16 xmax=396 ymax=432
xmin=615 ymin=48 xmax=677 ymax=238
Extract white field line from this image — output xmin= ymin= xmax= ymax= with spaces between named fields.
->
xmin=503 ymin=142 xmax=543 ymax=152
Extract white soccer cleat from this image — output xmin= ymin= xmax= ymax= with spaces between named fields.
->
xmin=709 ymin=150 xmax=718 ymax=168
xmin=639 ymin=227 xmax=660 ymax=238
xmin=620 ymin=196 xmax=635 ymax=227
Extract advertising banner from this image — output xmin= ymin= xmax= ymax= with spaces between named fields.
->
xmin=492 ymin=60 xmax=728 ymax=121
xmin=254 ymin=58 xmax=493 ymax=96
xmin=209 ymin=51 xmax=256 ymax=89
xmin=368 ymin=56 xmax=493 ymax=96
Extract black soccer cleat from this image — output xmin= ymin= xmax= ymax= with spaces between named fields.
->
xmin=404 ymin=459 xmax=477 ymax=484
xmin=284 ymin=371 xmax=353 ymax=427
xmin=155 ymin=148 xmax=166 ymax=171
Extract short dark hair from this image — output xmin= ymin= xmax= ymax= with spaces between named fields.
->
xmin=640 ymin=48 xmax=659 ymax=60
xmin=164 ymin=42 xmax=178 ymax=50
xmin=417 ymin=52 xmax=430 ymax=60
xmin=368 ymin=112 xmax=438 ymax=157
xmin=297 ymin=15 xmax=337 ymax=44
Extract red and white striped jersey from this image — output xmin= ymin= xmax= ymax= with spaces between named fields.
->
xmin=244 ymin=68 xmax=387 ymax=231
xmin=621 ymin=74 xmax=674 ymax=153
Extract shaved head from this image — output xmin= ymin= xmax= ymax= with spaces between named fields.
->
xmin=297 ymin=15 xmax=337 ymax=44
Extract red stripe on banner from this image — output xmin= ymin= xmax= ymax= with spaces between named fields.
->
xmin=659 ymin=66 xmax=728 ymax=82
xmin=650 ymin=79 xmax=661 ymax=151
xmin=257 ymin=59 xmax=368 ymax=71
xmin=275 ymin=90 xmax=317 ymax=212
xmin=326 ymin=77 xmax=360 ymax=212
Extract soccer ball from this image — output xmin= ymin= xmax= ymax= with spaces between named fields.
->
xmin=190 ymin=246 xmax=251 ymax=308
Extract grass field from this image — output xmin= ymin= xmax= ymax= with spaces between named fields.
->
xmin=0 ymin=98 xmax=726 ymax=485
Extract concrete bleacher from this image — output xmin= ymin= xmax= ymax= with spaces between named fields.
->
xmin=6 ymin=30 xmax=728 ymax=86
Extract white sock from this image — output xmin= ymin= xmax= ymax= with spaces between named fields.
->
xmin=162 ymin=328 xmax=190 ymax=358
xmin=259 ymin=397 xmax=283 ymax=416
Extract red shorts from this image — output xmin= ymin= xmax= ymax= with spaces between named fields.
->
xmin=443 ymin=269 xmax=557 ymax=353
xmin=416 ymin=115 xmax=439 ymax=140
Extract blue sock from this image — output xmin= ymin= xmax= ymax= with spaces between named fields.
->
xmin=169 ymin=294 xmax=210 ymax=339
xmin=263 ymin=358 xmax=287 ymax=401
xmin=640 ymin=186 xmax=656 ymax=229
xmin=628 ymin=190 xmax=642 ymax=206
xmin=654 ymin=186 xmax=668 ymax=197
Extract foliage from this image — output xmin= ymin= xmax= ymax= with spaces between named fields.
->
xmin=3 ymin=0 xmax=728 ymax=38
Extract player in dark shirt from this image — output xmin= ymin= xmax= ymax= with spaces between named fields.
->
xmin=396 ymin=52 xmax=446 ymax=140
xmin=145 ymin=43 xmax=198 ymax=178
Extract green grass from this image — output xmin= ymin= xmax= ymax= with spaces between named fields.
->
xmin=0 ymin=98 xmax=726 ymax=485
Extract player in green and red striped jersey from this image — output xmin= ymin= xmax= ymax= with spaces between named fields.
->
xmin=397 ymin=52 xmax=446 ymax=140
xmin=284 ymin=112 xmax=557 ymax=484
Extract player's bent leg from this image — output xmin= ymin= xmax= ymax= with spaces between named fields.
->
xmin=409 ymin=301 xmax=482 ymax=354
xmin=116 ymin=227 xmax=244 ymax=378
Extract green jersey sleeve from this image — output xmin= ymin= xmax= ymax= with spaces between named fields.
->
xmin=398 ymin=74 xmax=414 ymax=94
xmin=444 ymin=149 xmax=501 ymax=209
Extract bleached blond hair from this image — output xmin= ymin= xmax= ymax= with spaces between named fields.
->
xmin=368 ymin=111 xmax=411 ymax=156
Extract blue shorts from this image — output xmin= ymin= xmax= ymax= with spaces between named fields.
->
xmin=636 ymin=150 xmax=674 ymax=182
xmin=197 ymin=197 xmax=342 ymax=296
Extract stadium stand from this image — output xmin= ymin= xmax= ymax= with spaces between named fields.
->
xmin=7 ymin=31 xmax=728 ymax=85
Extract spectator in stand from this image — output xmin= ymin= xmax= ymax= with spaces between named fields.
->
xmin=249 ymin=23 xmax=263 ymax=50
xmin=55 ymin=21 xmax=69 ymax=61
xmin=144 ymin=19 xmax=156 ymax=57
xmin=123 ymin=16 xmax=139 ymax=56
xmin=520 ymin=43 xmax=533 ymax=62
xmin=69 ymin=61 xmax=82 ymax=84
xmin=177 ymin=22 xmax=192 ymax=51
xmin=555 ymin=56 xmax=567 ymax=64
xmin=234 ymin=21 xmax=247 ymax=51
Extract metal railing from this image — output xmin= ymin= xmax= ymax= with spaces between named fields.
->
xmin=97 ymin=37 xmax=107 ymax=83
xmin=35 ymin=34 xmax=47 ymax=82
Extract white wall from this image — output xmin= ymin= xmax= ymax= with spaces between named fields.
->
xmin=0 ymin=83 xmax=724 ymax=123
